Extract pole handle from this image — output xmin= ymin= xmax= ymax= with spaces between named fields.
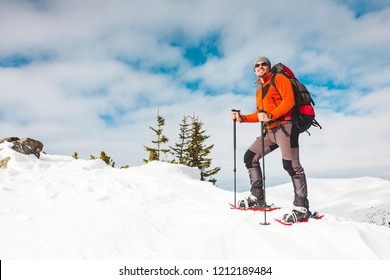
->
xmin=232 ymin=109 xmax=241 ymax=125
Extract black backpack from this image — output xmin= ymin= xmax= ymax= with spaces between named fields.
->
xmin=270 ymin=63 xmax=322 ymax=134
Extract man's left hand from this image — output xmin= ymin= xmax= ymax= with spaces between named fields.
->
xmin=257 ymin=112 xmax=271 ymax=122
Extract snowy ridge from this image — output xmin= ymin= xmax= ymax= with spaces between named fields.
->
xmin=1 ymin=142 xmax=390 ymax=260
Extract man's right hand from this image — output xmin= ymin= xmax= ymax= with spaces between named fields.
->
xmin=231 ymin=111 xmax=242 ymax=122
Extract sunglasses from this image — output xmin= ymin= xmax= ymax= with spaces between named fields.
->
xmin=254 ymin=62 xmax=268 ymax=68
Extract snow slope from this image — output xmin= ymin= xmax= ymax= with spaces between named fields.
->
xmin=1 ymin=142 xmax=390 ymax=260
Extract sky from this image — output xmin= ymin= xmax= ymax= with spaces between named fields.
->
xmin=1 ymin=0 xmax=390 ymax=190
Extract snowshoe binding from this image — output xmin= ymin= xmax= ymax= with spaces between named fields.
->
xmin=238 ymin=195 xmax=273 ymax=209
xmin=234 ymin=195 xmax=276 ymax=211
xmin=282 ymin=206 xmax=311 ymax=224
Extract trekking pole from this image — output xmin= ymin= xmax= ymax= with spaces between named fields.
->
xmin=231 ymin=109 xmax=240 ymax=206
xmin=258 ymin=110 xmax=270 ymax=226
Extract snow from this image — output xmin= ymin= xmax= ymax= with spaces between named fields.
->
xmin=1 ymin=141 xmax=390 ymax=261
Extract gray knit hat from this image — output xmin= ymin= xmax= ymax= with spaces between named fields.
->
xmin=254 ymin=56 xmax=271 ymax=67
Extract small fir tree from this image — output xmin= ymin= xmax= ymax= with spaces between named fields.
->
xmin=90 ymin=151 xmax=115 ymax=167
xmin=170 ymin=115 xmax=191 ymax=165
xmin=186 ymin=115 xmax=221 ymax=184
xmin=99 ymin=151 xmax=115 ymax=167
xmin=143 ymin=110 xmax=170 ymax=163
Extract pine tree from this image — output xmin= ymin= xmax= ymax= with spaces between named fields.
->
xmin=90 ymin=151 xmax=115 ymax=167
xmin=186 ymin=115 xmax=221 ymax=184
xmin=143 ymin=110 xmax=170 ymax=163
xmin=99 ymin=151 xmax=115 ymax=167
xmin=170 ymin=115 xmax=191 ymax=165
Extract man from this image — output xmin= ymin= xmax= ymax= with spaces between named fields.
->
xmin=231 ymin=56 xmax=311 ymax=223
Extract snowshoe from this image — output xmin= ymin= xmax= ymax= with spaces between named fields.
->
xmin=282 ymin=206 xmax=311 ymax=224
xmin=237 ymin=195 xmax=262 ymax=209
xmin=275 ymin=210 xmax=324 ymax=226
xmin=229 ymin=203 xmax=280 ymax=212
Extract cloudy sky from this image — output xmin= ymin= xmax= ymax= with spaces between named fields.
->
xmin=1 ymin=0 xmax=389 ymax=190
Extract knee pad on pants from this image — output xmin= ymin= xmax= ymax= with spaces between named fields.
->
xmin=282 ymin=159 xmax=296 ymax=176
xmin=244 ymin=150 xmax=256 ymax=169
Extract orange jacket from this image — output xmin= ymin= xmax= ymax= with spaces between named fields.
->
xmin=241 ymin=71 xmax=295 ymax=129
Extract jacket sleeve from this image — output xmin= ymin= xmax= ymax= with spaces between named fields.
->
xmin=241 ymin=112 xmax=259 ymax=122
xmin=268 ymin=74 xmax=295 ymax=120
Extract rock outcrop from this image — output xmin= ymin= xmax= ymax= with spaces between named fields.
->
xmin=0 ymin=137 xmax=44 ymax=158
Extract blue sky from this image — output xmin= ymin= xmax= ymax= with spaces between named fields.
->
xmin=1 ymin=0 xmax=389 ymax=190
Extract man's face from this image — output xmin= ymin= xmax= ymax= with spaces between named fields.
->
xmin=254 ymin=62 xmax=270 ymax=77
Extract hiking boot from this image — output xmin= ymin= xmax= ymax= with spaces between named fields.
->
xmin=283 ymin=206 xmax=311 ymax=223
xmin=238 ymin=195 xmax=258 ymax=208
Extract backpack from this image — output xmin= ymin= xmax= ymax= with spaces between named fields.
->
xmin=270 ymin=63 xmax=322 ymax=134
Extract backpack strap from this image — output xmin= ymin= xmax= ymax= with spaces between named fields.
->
xmin=261 ymin=84 xmax=271 ymax=99
xmin=270 ymin=74 xmax=276 ymax=90
xmin=270 ymin=74 xmax=284 ymax=102
xmin=270 ymin=73 xmax=283 ymax=95
xmin=269 ymin=73 xmax=298 ymax=125
xmin=262 ymin=73 xmax=280 ymax=99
